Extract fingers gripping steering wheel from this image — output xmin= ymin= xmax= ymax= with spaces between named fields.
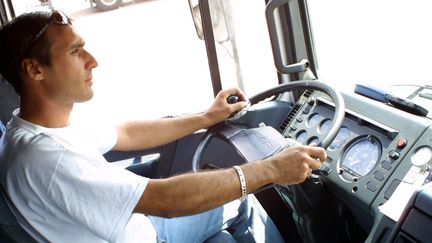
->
xmin=191 ymin=80 xmax=345 ymax=173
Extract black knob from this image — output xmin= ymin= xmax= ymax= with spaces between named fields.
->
xmin=227 ymin=95 xmax=239 ymax=104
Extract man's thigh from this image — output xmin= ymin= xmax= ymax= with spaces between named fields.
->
xmin=149 ymin=199 xmax=242 ymax=243
xmin=148 ymin=195 xmax=284 ymax=243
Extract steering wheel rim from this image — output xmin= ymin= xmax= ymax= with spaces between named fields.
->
xmin=192 ymin=80 xmax=345 ymax=172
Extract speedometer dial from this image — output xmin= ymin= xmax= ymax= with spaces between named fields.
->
xmin=296 ymin=130 xmax=308 ymax=144
xmin=320 ymin=120 xmax=350 ymax=150
xmin=329 ymin=127 xmax=350 ymax=150
xmin=341 ymin=136 xmax=381 ymax=177
xmin=308 ymin=113 xmax=321 ymax=127
xmin=319 ymin=119 xmax=332 ymax=134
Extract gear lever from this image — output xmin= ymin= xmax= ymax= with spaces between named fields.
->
xmin=226 ymin=95 xmax=251 ymax=121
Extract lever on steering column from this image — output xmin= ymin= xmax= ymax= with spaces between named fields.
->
xmin=226 ymin=95 xmax=251 ymax=121
xmin=227 ymin=95 xmax=239 ymax=104
xmin=276 ymin=138 xmax=332 ymax=178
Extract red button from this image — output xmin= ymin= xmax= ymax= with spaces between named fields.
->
xmin=397 ymin=138 xmax=407 ymax=149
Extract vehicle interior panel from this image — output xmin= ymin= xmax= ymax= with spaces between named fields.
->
xmin=5 ymin=81 xmax=430 ymax=242
xmin=268 ymin=89 xmax=432 ymax=241
xmin=2 ymin=0 xmax=432 ymax=242
xmin=159 ymin=85 xmax=432 ymax=242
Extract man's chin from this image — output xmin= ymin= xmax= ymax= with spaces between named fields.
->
xmin=76 ymin=91 xmax=94 ymax=103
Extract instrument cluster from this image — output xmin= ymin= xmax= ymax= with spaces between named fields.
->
xmin=279 ymin=90 xmax=432 ymax=234
xmin=282 ymin=95 xmax=409 ymax=209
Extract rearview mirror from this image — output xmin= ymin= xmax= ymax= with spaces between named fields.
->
xmin=188 ymin=0 xmax=230 ymax=43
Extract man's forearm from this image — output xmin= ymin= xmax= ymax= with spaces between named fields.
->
xmin=134 ymin=145 xmax=325 ymax=217
xmin=114 ymin=113 xmax=213 ymax=151
xmin=134 ymin=160 xmax=274 ymax=218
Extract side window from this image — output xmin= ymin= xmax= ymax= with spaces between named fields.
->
xmin=12 ymin=0 xmax=214 ymax=123
xmin=308 ymin=0 xmax=432 ymax=92
xmin=9 ymin=0 xmax=278 ymax=123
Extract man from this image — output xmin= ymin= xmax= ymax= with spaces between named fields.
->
xmin=0 ymin=10 xmax=325 ymax=242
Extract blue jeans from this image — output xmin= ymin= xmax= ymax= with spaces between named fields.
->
xmin=148 ymin=195 xmax=284 ymax=243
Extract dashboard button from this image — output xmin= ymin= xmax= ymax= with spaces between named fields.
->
xmin=381 ymin=160 xmax=392 ymax=171
xmin=384 ymin=179 xmax=401 ymax=199
xmin=388 ymin=150 xmax=400 ymax=160
xmin=307 ymin=98 xmax=316 ymax=106
xmin=366 ymin=181 xmax=378 ymax=192
xmin=374 ymin=171 xmax=385 ymax=181
xmin=397 ymin=138 xmax=407 ymax=149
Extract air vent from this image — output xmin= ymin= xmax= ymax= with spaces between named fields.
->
xmin=279 ymin=103 xmax=301 ymax=132
xmin=303 ymin=89 xmax=313 ymax=98
xmin=278 ymin=89 xmax=313 ymax=132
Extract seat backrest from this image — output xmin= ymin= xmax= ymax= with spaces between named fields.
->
xmin=0 ymin=78 xmax=19 ymax=123
xmin=0 ymin=120 xmax=4 ymax=143
xmin=0 ymin=121 xmax=37 ymax=242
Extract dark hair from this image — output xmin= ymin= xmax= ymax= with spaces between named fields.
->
xmin=0 ymin=11 xmax=58 ymax=95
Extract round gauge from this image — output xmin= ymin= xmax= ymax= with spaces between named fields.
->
xmin=295 ymin=131 xmax=308 ymax=144
xmin=308 ymin=113 xmax=321 ymax=127
xmin=340 ymin=136 xmax=381 ymax=177
xmin=411 ymin=146 xmax=432 ymax=166
xmin=329 ymin=127 xmax=350 ymax=150
xmin=319 ymin=119 xmax=332 ymax=134
xmin=307 ymin=137 xmax=320 ymax=146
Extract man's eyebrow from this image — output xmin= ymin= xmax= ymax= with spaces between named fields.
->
xmin=69 ymin=38 xmax=85 ymax=50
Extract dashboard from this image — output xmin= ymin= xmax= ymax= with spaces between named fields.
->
xmin=103 ymin=85 xmax=432 ymax=242
xmin=279 ymin=89 xmax=432 ymax=232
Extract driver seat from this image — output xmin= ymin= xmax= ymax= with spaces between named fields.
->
xmin=0 ymin=119 xmax=236 ymax=242
xmin=0 ymin=79 xmax=36 ymax=242
xmin=0 ymin=79 xmax=236 ymax=242
xmin=0 ymin=120 xmax=38 ymax=242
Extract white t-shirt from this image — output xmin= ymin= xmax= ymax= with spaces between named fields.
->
xmin=0 ymin=110 xmax=157 ymax=242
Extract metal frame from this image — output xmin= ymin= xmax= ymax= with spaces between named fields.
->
xmin=198 ymin=0 xmax=222 ymax=97
xmin=0 ymin=0 xmax=14 ymax=24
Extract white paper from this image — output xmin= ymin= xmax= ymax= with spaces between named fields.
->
xmin=378 ymin=167 xmax=428 ymax=222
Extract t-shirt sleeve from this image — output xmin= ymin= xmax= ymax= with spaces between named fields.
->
xmin=45 ymin=150 xmax=148 ymax=242
xmin=75 ymin=124 xmax=118 ymax=154
xmin=95 ymin=125 xmax=118 ymax=154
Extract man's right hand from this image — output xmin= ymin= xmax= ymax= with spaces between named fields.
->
xmin=203 ymin=88 xmax=249 ymax=127
xmin=265 ymin=145 xmax=327 ymax=185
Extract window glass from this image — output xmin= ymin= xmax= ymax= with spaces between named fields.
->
xmin=11 ymin=0 xmax=278 ymax=124
xmin=308 ymin=0 xmax=432 ymax=93
xmin=210 ymin=0 xmax=278 ymax=97
xmin=13 ymin=0 xmax=214 ymax=124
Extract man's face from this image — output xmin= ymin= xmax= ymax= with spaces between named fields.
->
xmin=39 ymin=24 xmax=98 ymax=106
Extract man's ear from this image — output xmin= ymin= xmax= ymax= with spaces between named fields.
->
xmin=21 ymin=59 xmax=44 ymax=81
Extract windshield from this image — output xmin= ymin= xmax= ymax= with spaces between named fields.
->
xmin=308 ymin=0 xmax=432 ymax=113
xmin=188 ymin=0 xmax=277 ymax=97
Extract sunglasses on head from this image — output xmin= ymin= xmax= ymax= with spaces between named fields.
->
xmin=22 ymin=10 xmax=70 ymax=57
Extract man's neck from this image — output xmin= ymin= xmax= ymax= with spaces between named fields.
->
xmin=20 ymin=98 xmax=73 ymax=128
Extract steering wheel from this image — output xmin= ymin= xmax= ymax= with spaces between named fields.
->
xmin=191 ymin=80 xmax=345 ymax=172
